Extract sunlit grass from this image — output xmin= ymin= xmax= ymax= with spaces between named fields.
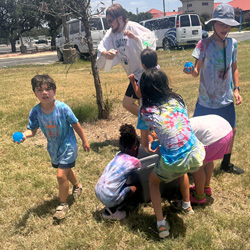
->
xmin=0 ymin=41 xmax=249 ymax=249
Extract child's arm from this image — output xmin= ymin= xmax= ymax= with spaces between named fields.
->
xmin=232 ymin=61 xmax=242 ymax=106
xmin=72 ymin=122 xmax=90 ymax=152
xmin=14 ymin=129 xmax=37 ymax=144
xmin=129 ymin=74 xmax=142 ymax=98
xmin=141 ymin=129 xmax=158 ymax=153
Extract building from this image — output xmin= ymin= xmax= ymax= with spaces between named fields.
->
xmin=179 ymin=0 xmax=250 ymax=22
xmin=179 ymin=0 xmax=214 ymax=21
xmin=147 ymin=8 xmax=181 ymax=19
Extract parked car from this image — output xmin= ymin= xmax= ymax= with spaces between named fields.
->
xmin=35 ymin=39 xmax=48 ymax=44
xmin=56 ymin=15 xmax=109 ymax=61
xmin=140 ymin=13 xmax=202 ymax=50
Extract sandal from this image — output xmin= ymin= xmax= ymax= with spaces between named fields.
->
xmin=157 ymin=220 xmax=170 ymax=239
xmin=170 ymin=200 xmax=194 ymax=214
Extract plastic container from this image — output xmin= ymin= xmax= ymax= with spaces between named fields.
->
xmin=104 ymin=49 xmax=118 ymax=72
xmin=126 ymin=146 xmax=179 ymax=203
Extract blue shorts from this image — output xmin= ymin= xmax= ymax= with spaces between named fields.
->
xmin=52 ymin=161 xmax=75 ymax=169
xmin=193 ymin=102 xmax=236 ymax=128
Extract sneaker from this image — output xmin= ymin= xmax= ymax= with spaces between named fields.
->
xmin=220 ymin=163 xmax=244 ymax=175
xmin=72 ymin=184 xmax=82 ymax=199
xmin=157 ymin=220 xmax=170 ymax=239
xmin=190 ymin=193 xmax=207 ymax=204
xmin=170 ymin=200 xmax=194 ymax=214
xmin=102 ymin=207 xmax=126 ymax=220
xmin=53 ymin=203 xmax=69 ymax=220
xmin=190 ymin=185 xmax=212 ymax=196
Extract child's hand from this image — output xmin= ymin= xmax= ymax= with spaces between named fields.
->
xmin=82 ymin=141 xmax=90 ymax=152
xmin=13 ymin=133 xmax=26 ymax=144
xmin=124 ymin=30 xmax=137 ymax=40
xmin=183 ymin=61 xmax=194 ymax=74
xmin=234 ymin=91 xmax=243 ymax=105
xmin=129 ymin=74 xmax=135 ymax=82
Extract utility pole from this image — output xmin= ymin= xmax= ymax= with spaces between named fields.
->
xmin=163 ymin=0 xmax=166 ymax=16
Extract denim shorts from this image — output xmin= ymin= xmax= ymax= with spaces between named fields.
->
xmin=193 ymin=102 xmax=236 ymax=128
xmin=52 ymin=161 xmax=75 ymax=169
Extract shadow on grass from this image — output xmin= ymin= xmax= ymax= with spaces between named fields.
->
xmin=90 ymin=140 xmax=119 ymax=153
xmin=15 ymin=195 xmax=76 ymax=230
xmin=92 ymin=200 xmax=186 ymax=241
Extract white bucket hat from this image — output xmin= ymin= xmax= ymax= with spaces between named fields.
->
xmin=205 ymin=3 xmax=240 ymax=26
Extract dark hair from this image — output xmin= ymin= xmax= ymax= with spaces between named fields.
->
xmin=119 ymin=124 xmax=140 ymax=156
xmin=106 ymin=4 xmax=127 ymax=22
xmin=140 ymin=68 xmax=185 ymax=107
xmin=140 ymin=48 xmax=158 ymax=69
xmin=31 ymin=75 xmax=56 ymax=92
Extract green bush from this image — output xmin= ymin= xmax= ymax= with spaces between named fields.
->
xmin=71 ymin=103 xmax=98 ymax=123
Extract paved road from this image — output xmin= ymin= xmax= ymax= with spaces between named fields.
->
xmin=0 ymin=31 xmax=249 ymax=68
xmin=228 ymin=31 xmax=250 ymax=42
xmin=0 ymin=52 xmax=58 ymax=68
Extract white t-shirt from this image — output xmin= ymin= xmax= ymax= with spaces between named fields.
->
xmin=97 ymin=21 xmax=156 ymax=80
xmin=190 ymin=115 xmax=232 ymax=146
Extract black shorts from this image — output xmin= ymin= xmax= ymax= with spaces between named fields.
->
xmin=52 ymin=161 xmax=75 ymax=169
xmin=125 ymin=81 xmax=139 ymax=100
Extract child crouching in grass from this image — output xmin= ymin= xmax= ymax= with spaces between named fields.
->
xmin=14 ymin=74 xmax=90 ymax=220
xmin=95 ymin=124 xmax=141 ymax=220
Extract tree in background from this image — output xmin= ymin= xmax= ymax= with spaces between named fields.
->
xmin=125 ymin=10 xmax=152 ymax=23
xmin=39 ymin=1 xmax=62 ymax=49
xmin=68 ymin=0 xmax=109 ymax=119
xmin=0 ymin=0 xmax=42 ymax=52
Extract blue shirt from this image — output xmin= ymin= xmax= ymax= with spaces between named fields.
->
xmin=28 ymin=100 xmax=78 ymax=165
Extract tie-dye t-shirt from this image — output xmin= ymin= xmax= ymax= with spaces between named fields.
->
xmin=95 ymin=153 xmax=141 ymax=207
xmin=192 ymin=37 xmax=237 ymax=108
xmin=27 ymin=100 xmax=78 ymax=165
xmin=137 ymin=99 xmax=205 ymax=181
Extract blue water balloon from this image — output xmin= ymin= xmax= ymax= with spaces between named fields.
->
xmin=184 ymin=62 xmax=194 ymax=73
xmin=13 ymin=132 xmax=24 ymax=143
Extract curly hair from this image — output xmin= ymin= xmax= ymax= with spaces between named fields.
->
xmin=119 ymin=124 xmax=140 ymax=155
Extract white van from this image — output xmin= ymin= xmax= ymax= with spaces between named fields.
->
xmin=140 ymin=14 xmax=202 ymax=50
xmin=56 ymin=15 xmax=109 ymax=61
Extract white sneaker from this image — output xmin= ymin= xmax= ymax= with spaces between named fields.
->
xmin=102 ymin=207 xmax=126 ymax=220
xmin=72 ymin=183 xmax=82 ymax=200
xmin=53 ymin=203 xmax=69 ymax=220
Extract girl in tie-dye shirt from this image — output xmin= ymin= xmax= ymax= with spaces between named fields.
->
xmin=137 ymin=68 xmax=205 ymax=238
xmin=95 ymin=124 xmax=141 ymax=220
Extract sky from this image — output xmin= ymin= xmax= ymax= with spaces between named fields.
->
xmin=91 ymin=0 xmax=231 ymax=14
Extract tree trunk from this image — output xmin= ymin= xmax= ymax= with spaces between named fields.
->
xmin=81 ymin=12 xmax=108 ymax=119
xmin=10 ymin=38 xmax=17 ymax=53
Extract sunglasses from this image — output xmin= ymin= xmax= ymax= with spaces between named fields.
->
xmin=107 ymin=18 xmax=116 ymax=25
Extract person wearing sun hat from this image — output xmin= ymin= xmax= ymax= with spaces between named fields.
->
xmin=184 ymin=3 xmax=244 ymax=175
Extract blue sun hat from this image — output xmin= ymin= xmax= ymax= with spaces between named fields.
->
xmin=205 ymin=3 xmax=240 ymax=26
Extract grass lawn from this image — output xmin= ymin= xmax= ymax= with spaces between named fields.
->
xmin=0 ymin=41 xmax=250 ymax=250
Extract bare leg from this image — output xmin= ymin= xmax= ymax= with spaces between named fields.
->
xmin=178 ymin=174 xmax=190 ymax=202
xmin=204 ymin=161 xmax=214 ymax=187
xmin=67 ymin=169 xmax=80 ymax=187
xmin=122 ymin=96 xmax=139 ymax=116
xmin=192 ymin=166 xmax=206 ymax=197
xmin=149 ymin=170 xmax=163 ymax=221
xmin=57 ymin=168 xmax=70 ymax=203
